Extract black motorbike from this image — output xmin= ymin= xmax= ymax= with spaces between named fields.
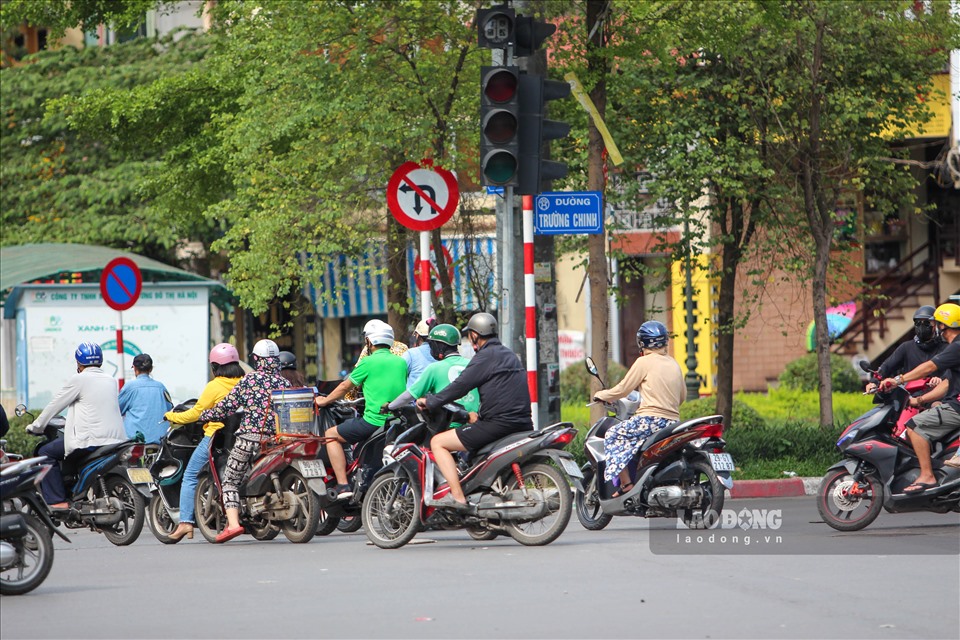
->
xmin=18 ymin=405 xmax=152 ymax=546
xmin=312 ymin=396 xmax=411 ymax=534
xmin=817 ymin=361 xmax=960 ymax=531
xmin=1 ymin=455 xmax=70 ymax=595
xmin=145 ymin=400 xmax=206 ymax=543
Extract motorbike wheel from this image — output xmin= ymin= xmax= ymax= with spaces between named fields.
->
xmin=336 ymin=515 xmax=363 ymax=534
xmin=101 ymin=477 xmax=146 ymax=546
xmin=316 ymin=509 xmax=341 ymax=536
xmin=0 ymin=512 xmax=54 ymax=595
xmin=147 ymin=494 xmax=180 ymax=544
xmin=575 ymin=469 xmax=613 ymax=531
xmin=817 ymin=467 xmax=883 ymax=531
xmin=503 ymin=462 xmax=573 ymax=546
xmin=466 ymin=526 xmax=499 ymax=541
xmin=248 ymin=518 xmax=280 ymax=541
xmin=279 ymin=470 xmax=321 ymax=543
xmin=362 ymin=472 xmax=421 ymax=549
xmin=194 ymin=475 xmax=225 ymax=544
xmin=680 ymin=460 xmax=725 ymax=530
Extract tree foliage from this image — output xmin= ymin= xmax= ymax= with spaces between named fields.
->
xmin=49 ymin=0 xmax=487 ymax=315
xmin=1 ymin=30 xmax=215 ymax=263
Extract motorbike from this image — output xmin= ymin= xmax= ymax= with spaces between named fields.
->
xmin=18 ymin=405 xmax=152 ymax=546
xmin=574 ymin=358 xmax=733 ymax=530
xmin=361 ymin=403 xmax=582 ymax=549
xmin=313 ymin=397 xmax=411 ymax=534
xmin=192 ymin=415 xmax=325 ymax=544
xmin=1 ymin=455 xmax=70 ymax=595
xmin=817 ymin=360 xmax=960 ymax=531
xmin=145 ymin=399 xmax=206 ymax=543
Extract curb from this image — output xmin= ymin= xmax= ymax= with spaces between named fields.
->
xmin=730 ymin=477 xmax=820 ymax=499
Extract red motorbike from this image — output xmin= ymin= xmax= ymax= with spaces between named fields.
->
xmin=193 ymin=416 xmax=325 ymax=543
xmin=361 ymin=404 xmax=581 ymax=549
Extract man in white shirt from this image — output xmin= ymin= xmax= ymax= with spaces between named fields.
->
xmin=27 ymin=342 xmax=126 ymax=508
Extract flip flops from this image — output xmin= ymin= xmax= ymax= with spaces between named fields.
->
xmin=902 ymin=481 xmax=937 ymax=494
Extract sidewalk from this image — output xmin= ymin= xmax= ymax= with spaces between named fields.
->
xmin=730 ymin=477 xmax=820 ymax=499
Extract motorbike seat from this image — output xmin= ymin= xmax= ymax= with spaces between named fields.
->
xmin=638 ymin=421 xmax=681 ymax=452
xmin=62 ymin=440 xmax=133 ymax=477
xmin=472 ymin=430 xmax=536 ymax=459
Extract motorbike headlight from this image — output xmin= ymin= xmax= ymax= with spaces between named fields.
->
xmin=837 ymin=429 xmax=858 ymax=448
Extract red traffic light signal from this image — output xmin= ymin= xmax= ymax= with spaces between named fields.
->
xmin=480 ymin=66 xmax=520 ymax=187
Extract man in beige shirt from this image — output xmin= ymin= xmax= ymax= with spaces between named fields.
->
xmin=594 ymin=321 xmax=686 ymax=495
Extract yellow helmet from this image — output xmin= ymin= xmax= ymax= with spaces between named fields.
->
xmin=933 ymin=303 xmax=960 ymax=329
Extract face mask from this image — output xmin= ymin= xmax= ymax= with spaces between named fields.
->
xmin=915 ymin=321 xmax=934 ymax=343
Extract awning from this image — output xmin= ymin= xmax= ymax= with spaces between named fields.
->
xmin=303 ymin=237 xmax=497 ymax=319
xmin=0 ymin=243 xmax=232 ymax=315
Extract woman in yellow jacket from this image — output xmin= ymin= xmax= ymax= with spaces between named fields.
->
xmin=163 ymin=344 xmax=244 ymax=541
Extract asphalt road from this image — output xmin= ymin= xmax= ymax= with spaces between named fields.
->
xmin=2 ymin=497 xmax=957 ymax=640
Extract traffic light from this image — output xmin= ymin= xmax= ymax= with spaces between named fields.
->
xmin=480 ymin=65 xmax=520 ymax=187
xmin=477 ymin=5 xmax=515 ymax=49
xmin=517 ymin=74 xmax=571 ymax=195
xmin=514 ymin=16 xmax=557 ymax=58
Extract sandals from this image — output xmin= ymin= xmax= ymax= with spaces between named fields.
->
xmin=612 ymin=482 xmax=635 ymax=498
xmin=214 ymin=525 xmax=244 ymax=544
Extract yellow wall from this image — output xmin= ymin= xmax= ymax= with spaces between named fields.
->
xmin=888 ymin=73 xmax=952 ymax=139
xmin=670 ymin=255 xmax=718 ymax=396
xmin=555 ymin=251 xmax=587 ymax=334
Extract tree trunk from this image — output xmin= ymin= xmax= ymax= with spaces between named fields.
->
xmin=386 ymin=213 xmax=410 ymax=334
xmin=587 ymin=0 xmax=610 ymax=423
xmin=715 ymin=225 xmax=738 ymax=428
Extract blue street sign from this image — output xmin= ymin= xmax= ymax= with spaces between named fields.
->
xmin=534 ymin=191 xmax=603 ymax=235
xmin=486 ymin=186 xmax=505 ymax=195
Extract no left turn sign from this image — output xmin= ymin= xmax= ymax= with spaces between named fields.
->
xmin=386 ymin=161 xmax=459 ymax=231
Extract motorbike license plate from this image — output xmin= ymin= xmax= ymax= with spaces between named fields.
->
xmin=708 ymin=453 xmax=735 ymax=472
xmin=295 ymin=459 xmax=327 ymax=479
xmin=127 ymin=467 xmax=153 ymax=484
xmin=558 ymin=457 xmax=584 ymax=479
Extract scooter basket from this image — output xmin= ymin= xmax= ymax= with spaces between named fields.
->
xmin=272 ymin=387 xmax=319 ymax=437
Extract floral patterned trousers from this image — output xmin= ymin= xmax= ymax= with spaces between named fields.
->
xmin=603 ymin=415 xmax=671 ymax=482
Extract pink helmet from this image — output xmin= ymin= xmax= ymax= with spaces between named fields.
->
xmin=209 ymin=343 xmax=240 ymax=365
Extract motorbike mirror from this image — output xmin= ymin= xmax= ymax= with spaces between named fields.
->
xmin=14 ymin=404 xmax=27 ymax=417
xmin=856 ymin=359 xmax=871 ymax=373
xmin=585 ymin=357 xmax=599 ymax=377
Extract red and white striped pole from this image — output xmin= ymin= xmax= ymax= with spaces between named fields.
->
xmin=116 ymin=310 xmax=125 ymax=390
xmin=419 ymin=231 xmax=432 ymax=322
xmin=522 ymin=195 xmax=538 ymax=429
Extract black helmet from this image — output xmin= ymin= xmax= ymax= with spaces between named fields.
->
xmin=914 ymin=305 xmax=937 ymax=343
xmin=637 ymin=321 xmax=669 ymax=350
xmin=462 ymin=312 xmax=497 ymax=338
xmin=278 ymin=351 xmax=297 ymax=370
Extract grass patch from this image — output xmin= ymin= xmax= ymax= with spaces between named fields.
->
xmin=560 ymin=391 xmax=856 ymax=479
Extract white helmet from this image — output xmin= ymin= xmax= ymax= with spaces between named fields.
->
xmin=252 ymin=339 xmax=280 ymax=358
xmin=366 ymin=324 xmax=394 ymax=347
xmin=363 ymin=319 xmax=388 ymax=334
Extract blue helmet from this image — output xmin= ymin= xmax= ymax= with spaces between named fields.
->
xmin=75 ymin=341 xmax=103 ymax=367
xmin=637 ymin=321 xmax=669 ymax=350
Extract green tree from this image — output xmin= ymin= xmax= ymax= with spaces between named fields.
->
xmin=54 ymin=0 xmax=488 ymax=320
xmin=1 ymin=30 xmax=216 ymax=263
xmin=764 ymin=1 xmax=957 ymax=426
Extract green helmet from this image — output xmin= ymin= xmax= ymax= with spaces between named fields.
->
xmin=428 ymin=323 xmax=461 ymax=346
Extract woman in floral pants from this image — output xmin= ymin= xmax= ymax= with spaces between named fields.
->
xmin=199 ymin=339 xmax=290 ymax=543
xmin=593 ymin=321 xmax=686 ymax=496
